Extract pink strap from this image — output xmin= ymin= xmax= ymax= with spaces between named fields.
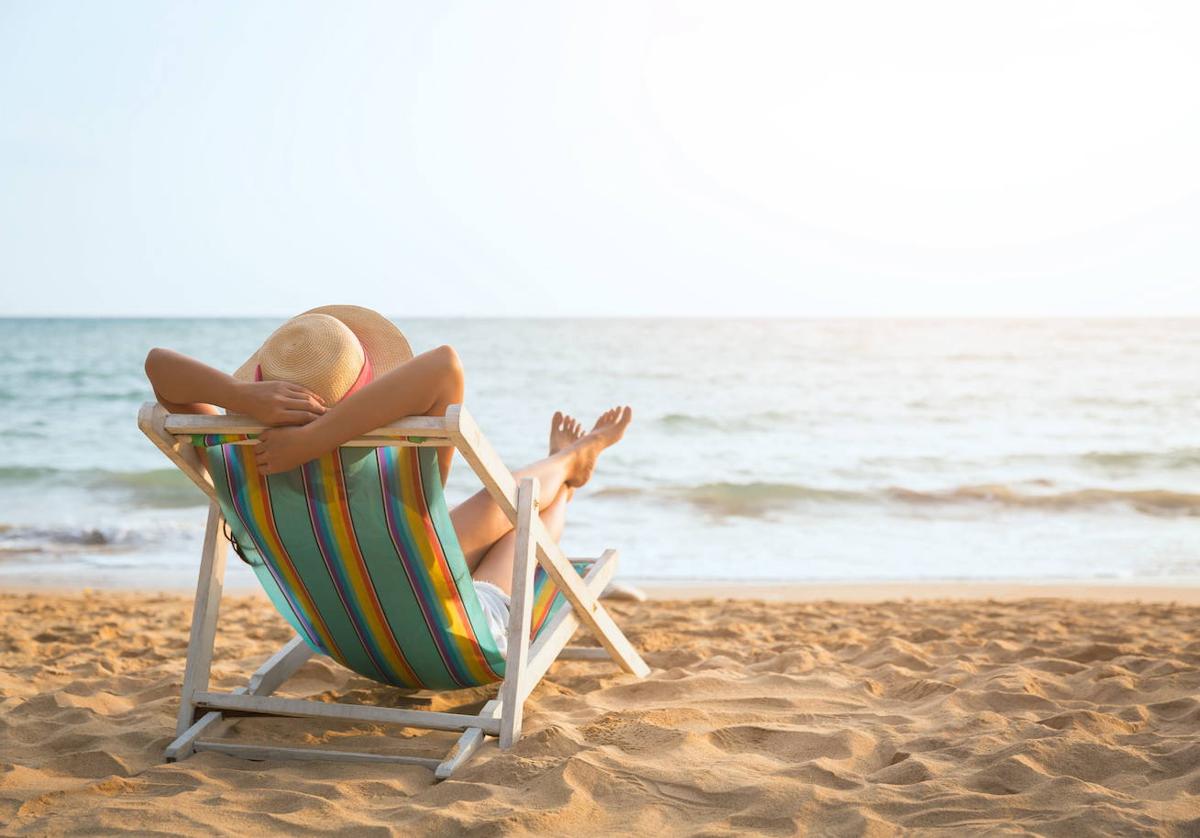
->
xmin=342 ymin=353 xmax=374 ymax=397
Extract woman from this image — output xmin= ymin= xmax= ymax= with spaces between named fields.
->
xmin=144 ymin=305 xmax=631 ymax=655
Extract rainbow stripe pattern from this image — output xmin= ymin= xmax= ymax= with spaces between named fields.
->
xmin=195 ymin=438 xmax=583 ymax=690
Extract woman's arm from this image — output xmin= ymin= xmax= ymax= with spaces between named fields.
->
xmin=254 ymin=345 xmax=465 ymax=480
xmin=144 ymin=347 xmax=326 ymax=425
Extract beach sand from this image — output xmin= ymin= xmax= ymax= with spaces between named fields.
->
xmin=2 ymin=589 xmax=1198 ymax=835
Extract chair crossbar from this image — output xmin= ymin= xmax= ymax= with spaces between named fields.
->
xmin=193 ymin=741 xmax=444 ymax=769
xmin=557 ymin=647 xmax=613 ymax=661
xmin=193 ymin=692 xmax=503 ymax=736
xmin=437 ymin=699 xmax=501 ymax=779
xmin=163 ymin=413 xmax=453 ymax=440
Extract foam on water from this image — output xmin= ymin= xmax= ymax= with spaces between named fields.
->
xmin=596 ymin=481 xmax=1200 ymax=519
xmin=1 ymin=317 xmax=1198 ymax=584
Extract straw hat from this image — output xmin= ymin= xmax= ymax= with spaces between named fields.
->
xmin=233 ymin=305 xmax=412 ymax=405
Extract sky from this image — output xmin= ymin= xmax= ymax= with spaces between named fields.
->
xmin=1 ymin=1 xmax=1199 ymax=317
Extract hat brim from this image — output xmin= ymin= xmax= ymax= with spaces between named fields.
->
xmin=233 ymin=305 xmax=413 ymax=384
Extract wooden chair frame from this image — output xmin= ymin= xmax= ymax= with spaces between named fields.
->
xmin=138 ymin=401 xmax=649 ymax=779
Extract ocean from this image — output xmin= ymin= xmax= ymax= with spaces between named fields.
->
xmin=1 ymin=317 xmax=1197 ymax=589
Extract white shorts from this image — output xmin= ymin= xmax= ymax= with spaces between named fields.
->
xmin=473 ymin=580 xmax=511 ymax=659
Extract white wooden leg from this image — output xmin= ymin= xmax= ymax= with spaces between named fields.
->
xmin=175 ymin=503 xmax=229 ymax=741
xmin=498 ymin=478 xmax=538 ymax=749
xmin=558 ymin=647 xmax=613 ymax=660
xmin=247 ymin=635 xmax=312 ymax=694
xmin=435 ymin=699 xmax=501 ymax=780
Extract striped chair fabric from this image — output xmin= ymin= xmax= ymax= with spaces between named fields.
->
xmin=194 ymin=435 xmax=579 ymax=691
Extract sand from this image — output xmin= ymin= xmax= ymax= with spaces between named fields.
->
xmin=2 ymin=590 xmax=1199 ymax=836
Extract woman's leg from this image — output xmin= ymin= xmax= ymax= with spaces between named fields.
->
xmin=470 ymin=483 xmax=571 ymax=594
xmin=451 ymin=452 xmax=577 ymax=569
xmin=451 ymin=406 xmax=631 ymax=570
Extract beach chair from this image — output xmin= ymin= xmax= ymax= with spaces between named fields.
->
xmin=138 ymin=401 xmax=649 ymax=779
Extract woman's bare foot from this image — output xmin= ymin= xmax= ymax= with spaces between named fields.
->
xmin=564 ymin=406 xmax=633 ymax=488
xmin=549 ymin=411 xmax=584 ymax=455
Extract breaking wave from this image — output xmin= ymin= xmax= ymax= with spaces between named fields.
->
xmin=596 ymin=481 xmax=1200 ymax=518
xmin=885 ymin=485 xmax=1200 ymax=515
xmin=0 ymin=520 xmax=198 ymax=557
xmin=1078 ymin=448 xmax=1200 ymax=472
xmin=657 ymin=410 xmax=796 ymax=432
xmin=0 ymin=466 xmax=203 ymax=508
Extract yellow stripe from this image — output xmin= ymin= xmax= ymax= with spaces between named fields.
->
xmin=530 ymin=575 xmax=558 ymax=638
xmin=397 ymin=455 xmax=496 ymax=684
xmin=317 ymin=455 xmax=418 ymax=685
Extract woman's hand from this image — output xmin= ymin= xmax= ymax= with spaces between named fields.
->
xmin=254 ymin=424 xmax=327 ymax=474
xmin=235 ymin=380 xmax=326 ymax=427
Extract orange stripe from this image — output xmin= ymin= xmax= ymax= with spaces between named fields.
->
xmin=319 ymin=454 xmax=420 ymax=685
xmin=530 ymin=572 xmax=558 ymax=638
xmin=401 ymin=452 xmax=498 ymax=683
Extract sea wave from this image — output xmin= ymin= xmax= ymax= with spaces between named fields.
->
xmin=0 ymin=466 xmax=203 ymax=508
xmin=0 ymin=521 xmax=195 ymax=556
xmin=861 ymin=448 xmax=1200 ymax=475
xmin=595 ymin=481 xmax=1200 ymax=518
xmin=1079 ymin=448 xmax=1200 ymax=472
xmin=886 ymin=485 xmax=1200 ymax=515
xmin=676 ymin=482 xmax=862 ymax=516
xmin=657 ymin=410 xmax=795 ymax=432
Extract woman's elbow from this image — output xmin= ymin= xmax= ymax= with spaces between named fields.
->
xmin=432 ymin=344 xmax=465 ymax=391
xmin=144 ymin=347 xmax=167 ymax=380
xmin=432 ymin=344 xmax=461 ymax=372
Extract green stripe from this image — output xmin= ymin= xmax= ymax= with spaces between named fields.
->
xmin=346 ymin=448 xmax=464 ymax=686
xmin=265 ymin=463 xmax=387 ymax=682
